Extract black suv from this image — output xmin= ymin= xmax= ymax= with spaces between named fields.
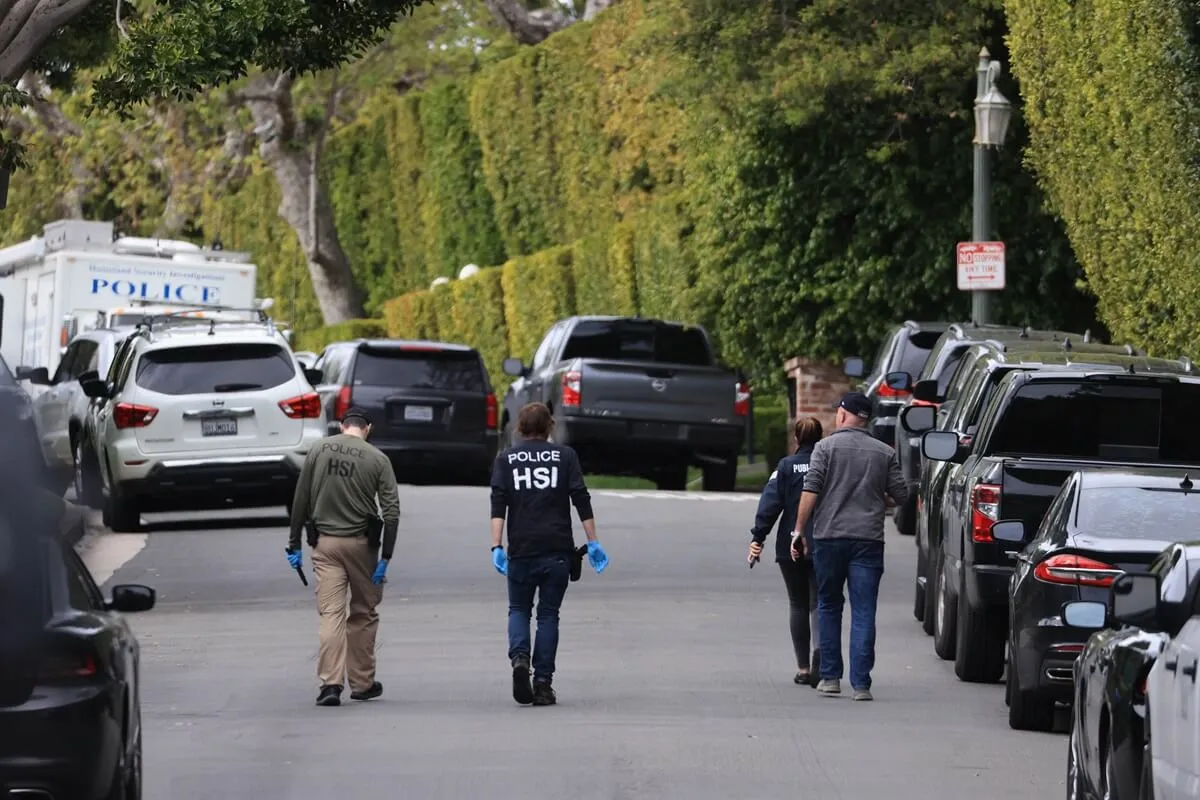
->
xmin=885 ymin=325 xmax=1115 ymax=535
xmin=844 ymin=321 xmax=949 ymax=446
xmin=312 ymin=339 xmax=501 ymax=485
xmin=903 ymin=346 xmax=1197 ymax=683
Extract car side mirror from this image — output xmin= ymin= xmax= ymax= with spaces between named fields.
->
xmin=107 ymin=584 xmax=156 ymax=613
xmin=912 ymin=379 xmax=940 ymax=402
xmin=303 ymin=367 xmax=323 ymax=386
xmin=922 ymin=430 xmax=966 ymax=463
xmin=17 ymin=366 xmax=50 ymax=385
xmin=843 ymin=356 xmax=865 ymax=378
xmin=884 ymin=371 xmax=912 ymax=393
xmin=989 ymin=519 xmax=1025 ymax=543
xmin=1109 ymin=572 xmax=1160 ymax=628
xmin=79 ymin=377 xmax=110 ymax=399
xmin=1062 ymin=600 xmax=1108 ymax=630
xmin=502 ymin=357 xmax=526 ymax=378
xmin=900 ymin=405 xmax=936 ymax=434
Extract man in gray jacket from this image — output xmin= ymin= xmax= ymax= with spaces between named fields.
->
xmin=791 ymin=392 xmax=907 ymax=700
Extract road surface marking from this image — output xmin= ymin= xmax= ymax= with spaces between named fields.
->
xmin=82 ymin=531 xmax=149 ymax=585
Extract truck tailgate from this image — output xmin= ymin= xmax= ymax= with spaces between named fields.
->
xmin=576 ymin=359 xmax=738 ymax=425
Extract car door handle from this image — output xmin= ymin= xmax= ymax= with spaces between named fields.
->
xmin=1184 ymin=661 xmax=1197 ymax=681
xmin=1165 ymin=659 xmax=1178 ymax=672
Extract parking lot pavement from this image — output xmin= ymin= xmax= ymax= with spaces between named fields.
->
xmin=89 ymin=486 xmax=1066 ymax=800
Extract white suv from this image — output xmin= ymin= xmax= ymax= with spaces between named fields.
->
xmin=78 ymin=314 xmax=327 ymax=531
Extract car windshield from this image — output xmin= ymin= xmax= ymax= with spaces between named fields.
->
xmin=353 ymin=348 xmax=486 ymax=392
xmin=560 ymin=320 xmax=713 ymax=365
xmin=135 ymin=343 xmax=296 ymax=395
xmin=1076 ymin=487 xmax=1200 ymax=539
xmin=986 ymin=380 xmax=1200 ymax=462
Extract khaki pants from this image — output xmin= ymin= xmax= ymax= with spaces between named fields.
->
xmin=311 ymin=534 xmax=382 ymax=693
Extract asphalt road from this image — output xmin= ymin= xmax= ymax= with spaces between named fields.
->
xmin=80 ymin=487 xmax=1067 ymax=800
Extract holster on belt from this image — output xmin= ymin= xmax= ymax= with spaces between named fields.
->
xmin=304 ymin=520 xmax=320 ymax=548
xmin=569 ymin=544 xmax=588 ymax=582
xmin=365 ymin=516 xmax=383 ymax=550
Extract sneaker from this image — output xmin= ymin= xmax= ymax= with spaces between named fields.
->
xmin=316 ymin=685 xmax=342 ymax=707
xmin=511 ymin=654 xmax=534 ymax=705
xmin=532 ymin=681 xmax=557 ymax=706
xmin=853 ymin=689 xmax=873 ymax=702
xmin=816 ymin=679 xmax=841 ymax=696
xmin=351 ymin=681 xmax=383 ymax=701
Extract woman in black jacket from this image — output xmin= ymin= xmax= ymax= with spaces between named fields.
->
xmin=747 ymin=417 xmax=823 ymax=686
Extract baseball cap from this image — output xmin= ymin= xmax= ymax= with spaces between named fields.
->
xmin=340 ymin=406 xmax=372 ymax=425
xmin=835 ymin=392 xmax=871 ymax=420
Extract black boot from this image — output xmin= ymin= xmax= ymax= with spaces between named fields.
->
xmin=511 ymin=654 xmax=534 ymax=705
xmin=532 ymin=681 xmax=556 ymax=706
xmin=316 ymin=685 xmax=342 ymax=707
xmin=808 ymin=649 xmax=822 ymax=688
xmin=351 ymin=681 xmax=383 ymax=701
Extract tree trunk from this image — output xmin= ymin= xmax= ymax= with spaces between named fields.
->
xmin=19 ymin=70 xmax=89 ymax=218
xmin=0 ymin=0 xmax=98 ymax=82
xmin=481 ymin=0 xmax=572 ymax=45
xmin=583 ymin=0 xmax=616 ymax=20
xmin=238 ymin=73 xmax=365 ymax=324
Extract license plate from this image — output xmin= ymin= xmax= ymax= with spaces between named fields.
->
xmin=201 ymin=417 xmax=238 ymax=437
xmin=404 ymin=405 xmax=434 ymax=422
xmin=632 ymin=421 xmax=680 ymax=438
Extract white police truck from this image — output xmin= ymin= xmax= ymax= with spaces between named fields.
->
xmin=0 ymin=219 xmax=259 ymax=379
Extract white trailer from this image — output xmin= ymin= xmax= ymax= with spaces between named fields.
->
xmin=0 ymin=219 xmax=262 ymax=375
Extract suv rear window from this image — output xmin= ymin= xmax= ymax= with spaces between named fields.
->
xmin=135 ymin=343 xmax=296 ymax=395
xmin=560 ymin=320 xmax=712 ymax=365
xmin=986 ymin=380 xmax=1200 ymax=462
xmin=353 ymin=347 xmax=486 ymax=392
xmin=895 ymin=330 xmax=943 ymax=377
xmin=1076 ymin=487 xmax=1200 ymax=539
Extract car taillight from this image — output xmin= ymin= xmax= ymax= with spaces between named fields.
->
xmin=39 ymin=650 xmax=98 ymax=681
xmin=486 ymin=393 xmax=498 ymax=429
xmin=879 ymin=383 xmax=911 ymax=398
xmin=113 ymin=402 xmax=157 ymax=429
xmin=333 ymin=385 xmax=351 ymax=420
xmin=735 ymin=381 xmax=751 ymax=416
xmin=970 ymin=483 xmax=1000 ymax=542
xmin=279 ymin=392 xmax=322 ymax=419
xmin=1034 ymin=554 xmax=1123 ymax=588
xmin=562 ymin=371 xmax=581 ymax=407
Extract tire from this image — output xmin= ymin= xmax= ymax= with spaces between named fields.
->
xmin=932 ymin=556 xmax=957 ymax=660
xmin=954 ymin=575 xmax=1006 ymax=683
xmin=913 ymin=547 xmax=926 ymax=623
xmin=105 ymin=728 xmax=141 ymax=800
xmin=106 ymin=493 xmax=143 ymax=533
xmin=73 ymin=439 xmax=104 ymax=509
xmin=922 ymin=547 xmax=938 ymax=636
xmin=655 ymin=466 xmax=688 ymax=491
xmin=1101 ymin=728 xmax=1120 ymax=800
xmin=701 ymin=458 xmax=737 ymax=492
xmin=1007 ymin=662 xmax=1055 ymax=731
xmin=1067 ymin=726 xmax=1085 ymax=800
xmin=1140 ymin=737 xmax=1154 ymax=800
xmin=896 ymin=492 xmax=917 ymax=535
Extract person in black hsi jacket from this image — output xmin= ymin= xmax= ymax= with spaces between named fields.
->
xmin=490 ymin=402 xmax=610 ymax=707
xmin=747 ymin=417 xmax=823 ymax=687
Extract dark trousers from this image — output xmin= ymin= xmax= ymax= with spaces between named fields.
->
xmin=507 ymin=553 xmax=571 ymax=683
xmin=778 ymin=559 xmax=818 ymax=670
xmin=812 ymin=538 xmax=885 ymax=689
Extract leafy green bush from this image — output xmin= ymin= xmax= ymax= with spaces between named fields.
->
xmin=429 ymin=282 xmax=458 ymax=343
xmin=451 ymin=268 xmax=510 ymax=392
xmin=295 ymin=318 xmax=388 ymax=352
xmin=1005 ymin=0 xmax=1200 ymax=356
xmin=500 ymin=245 xmax=577 ymax=361
xmin=571 ymin=223 xmax=638 ymax=316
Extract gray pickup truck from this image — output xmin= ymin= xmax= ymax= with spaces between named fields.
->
xmin=501 ymin=315 xmax=748 ymax=491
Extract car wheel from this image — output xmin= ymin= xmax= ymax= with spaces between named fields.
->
xmin=104 ymin=727 xmax=141 ymax=800
xmin=932 ymin=557 xmax=957 ymax=660
xmin=896 ymin=492 xmax=917 ymax=535
xmin=913 ymin=547 xmax=926 ymax=623
xmin=922 ymin=547 xmax=938 ymax=636
xmin=1101 ymin=728 xmax=1119 ymax=800
xmin=1140 ymin=737 xmax=1154 ymax=800
xmin=1007 ymin=662 xmax=1055 ymax=731
xmin=1067 ymin=726 xmax=1085 ymax=800
xmin=73 ymin=439 xmax=104 ymax=509
xmin=954 ymin=575 xmax=1006 ymax=683
xmin=701 ymin=459 xmax=737 ymax=492
xmin=655 ymin=466 xmax=689 ymax=492
xmin=106 ymin=493 xmax=143 ymax=533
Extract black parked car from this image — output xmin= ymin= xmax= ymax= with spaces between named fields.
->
xmin=0 ymin=530 xmax=155 ymax=799
xmin=844 ymin=320 xmax=949 ymax=447
xmin=910 ymin=351 xmax=1200 ymax=683
xmin=1062 ymin=544 xmax=1200 ymax=800
xmin=312 ymin=339 xmax=501 ymax=485
xmin=885 ymin=324 xmax=1094 ymax=535
xmin=994 ymin=469 xmax=1200 ymax=731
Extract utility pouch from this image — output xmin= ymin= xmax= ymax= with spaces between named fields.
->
xmin=365 ymin=516 xmax=383 ymax=550
xmin=569 ymin=544 xmax=588 ymax=582
xmin=304 ymin=520 xmax=320 ymax=549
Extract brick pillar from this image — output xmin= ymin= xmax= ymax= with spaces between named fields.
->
xmin=783 ymin=357 xmax=853 ymax=454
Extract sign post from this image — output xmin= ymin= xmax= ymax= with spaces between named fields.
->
xmin=957 ymin=241 xmax=1006 ymax=293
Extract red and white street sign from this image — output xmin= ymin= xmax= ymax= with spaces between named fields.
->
xmin=956 ymin=241 xmax=1006 ymax=291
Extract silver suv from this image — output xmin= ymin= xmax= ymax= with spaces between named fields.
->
xmin=78 ymin=313 xmax=327 ymax=531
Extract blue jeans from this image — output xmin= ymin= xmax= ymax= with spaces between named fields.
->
xmin=507 ymin=553 xmax=571 ymax=683
xmin=812 ymin=538 xmax=885 ymax=689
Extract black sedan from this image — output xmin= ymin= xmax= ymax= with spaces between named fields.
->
xmin=994 ymin=468 xmax=1200 ymax=732
xmin=0 ymin=526 xmax=155 ymax=799
xmin=1060 ymin=541 xmax=1200 ymax=800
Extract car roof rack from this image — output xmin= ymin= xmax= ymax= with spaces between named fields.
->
xmin=135 ymin=307 xmax=276 ymax=338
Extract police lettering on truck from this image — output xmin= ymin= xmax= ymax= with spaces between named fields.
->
xmin=89 ymin=277 xmax=223 ymax=306
xmin=508 ymin=448 xmax=562 ymax=490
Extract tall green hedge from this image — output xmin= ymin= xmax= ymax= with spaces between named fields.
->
xmin=1005 ymin=0 xmax=1200 ymax=356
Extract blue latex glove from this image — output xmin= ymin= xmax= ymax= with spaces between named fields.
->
xmin=492 ymin=547 xmax=508 ymax=575
xmin=371 ymin=559 xmax=389 ymax=585
xmin=587 ymin=541 xmax=609 ymax=574
xmin=286 ymin=550 xmax=302 ymax=570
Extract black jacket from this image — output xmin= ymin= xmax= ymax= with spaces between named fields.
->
xmin=490 ymin=439 xmax=594 ymax=559
xmin=750 ymin=446 xmax=816 ymax=563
